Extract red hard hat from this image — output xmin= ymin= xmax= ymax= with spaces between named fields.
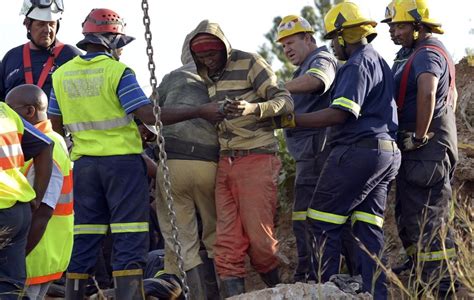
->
xmin=82 ymin=8 xmax=125 ymax=34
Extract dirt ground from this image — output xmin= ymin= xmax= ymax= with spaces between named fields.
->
xmin=243 ymin=58 xmax=474 ymax=297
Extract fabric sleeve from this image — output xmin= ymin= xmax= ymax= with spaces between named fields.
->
xmin=25 ymin=162 xmax=63 ymax=209
xmin=329 ymin=64 xmax=365 ymax=118
xmin=412 ymin=49 xmax=444 ymax=80
xmin=21 ymin=118 xmax=53 ymax=161
xmin=249 ymin=56 xmax=294 ymax=118
xmin=306 ymin=54 xmax=337 ymax=94
xmin=47 ymin=88 xmax=62 ymax=116
xmin=117 ymin=68 xmax=152 ymax=114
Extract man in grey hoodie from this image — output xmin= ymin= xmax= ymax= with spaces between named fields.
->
xmin=155 ymin=32 xmax=220 ymax=300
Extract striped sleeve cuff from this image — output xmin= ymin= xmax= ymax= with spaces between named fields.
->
xmin=330 ymin=97 xmax=361 ymax=117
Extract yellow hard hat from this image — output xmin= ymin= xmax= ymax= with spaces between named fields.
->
xmin=390 ymin=0 xmax=443 ymax=34
xmin=381 ymin=1 xmax=395 ymax=23
xmin=276 ymin=15 xmax=315 ymax=42
xmin=323 ymin=2 xmax=377 ymax=40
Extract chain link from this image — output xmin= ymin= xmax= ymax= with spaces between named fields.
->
xmin=141 ymin=1 xmax=189 ymax=298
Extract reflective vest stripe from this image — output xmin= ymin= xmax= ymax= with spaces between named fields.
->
xmin=65 ymin=115 xmax=133 ymax=133
xmin=53 ymin=202 xmax=73 ymax=216
xmin=307 ymin=208 xmax=348 ymax=224
xmin=418 ymin=248 xmax=456 ymax=262
xmin=0 ymin=155 xmax=24 ymax=170
xmin=0 ymin=131 xmax=22 ymax=146
xmin=57 ymin=192 xmax=73 ymax=204
xmin=351 ymin=211 xmax=384 ymax=228
xmin=26 ymin=271 xmax=63 ymax=285
xmin=0 ymin=144 xmax=23 ymax=157
xmin=74 ymin=224 xmax=108 ymax=235
xmin=292 ymin=211 xmax=307 ymax=221
xmin=61 ymin=173 xmax=73 ymax=194
xmin=110 ymin=222 xmax=149 ymax=233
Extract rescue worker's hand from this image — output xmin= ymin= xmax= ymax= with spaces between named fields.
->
xmin=400 ymin=131 xmax=434 ymax=151
xmin=270 ymin=113 xmax=296 ymax=129
xmin=224 ymin=99 xmax=260 ymax=117
xmin=198 ymin=102 xmax=225 ymax=124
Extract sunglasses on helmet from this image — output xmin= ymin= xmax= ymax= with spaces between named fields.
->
xmin=30 ymin=0 xmax=64 ymax=11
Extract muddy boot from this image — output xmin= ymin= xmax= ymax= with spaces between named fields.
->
xmin=221 ymin=277 xmax=245 ymax=298
xmin=113 ymin=269 xmax=145 ymax=300
xmin=65 ymin=273 xmax=88 ymax=300
xmin=260 ymin=268 xmax=280 ymax=288
xmin=186 ymin=265 xmax=207 ymax=300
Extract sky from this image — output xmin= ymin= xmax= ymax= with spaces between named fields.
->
xmin=1 ymin=0 xmax=473 ymax=93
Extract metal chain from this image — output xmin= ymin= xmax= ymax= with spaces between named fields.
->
xmin=140 ymin=1 xmax=189 ymax=298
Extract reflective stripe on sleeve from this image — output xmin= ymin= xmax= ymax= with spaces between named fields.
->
xmin=332 ymin=97 xmax=361 ymax=115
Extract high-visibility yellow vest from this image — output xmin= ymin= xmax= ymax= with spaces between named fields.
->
xmin=22 ymin=120 xmax=74 ymax=285
xmin=52 ymin=55 xmax=142 ymax=161
xmin=0 ymin=102 xmax=36 ymax=209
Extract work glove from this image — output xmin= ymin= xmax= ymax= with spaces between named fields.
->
xmin=271 ymin=112 xmax=296 ymax=129
xmin=400 ymin=131 xmax=434 ymax=151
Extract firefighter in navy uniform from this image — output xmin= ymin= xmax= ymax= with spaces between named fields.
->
xmin=293 ymin=2 xmax=401 ymax=298
xmin=274 ymin=15 xmax=339 ymax=282
xmin=389 ymin=0 xmax=458 ymax=295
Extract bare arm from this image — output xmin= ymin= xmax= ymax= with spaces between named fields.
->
xmin=50 ymin=115 xmax=65 ymax=137
xmin=415 ymin=73 xmax=438 ymax=139
xmin=25 ymin=204 xmax=53 ymax=255
xmin=133 ymin=103 xmax=224 ymax=126
xmin=285 ymin=74 xmax=325 ymax=94
xmin=296 ymin=107 xmax=350 ymax=128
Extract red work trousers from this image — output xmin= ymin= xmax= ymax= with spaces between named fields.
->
xmin=214 ymin=153 xmax=281 ymax=278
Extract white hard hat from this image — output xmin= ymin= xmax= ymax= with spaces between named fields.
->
xmin=20 ymin=0 xmax=63 ymax=21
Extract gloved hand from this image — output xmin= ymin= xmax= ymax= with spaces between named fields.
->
xmin=400 ymin=131 xmax=434 ymax=151
xmin=271 ymin=112 xmax=296 ymax=129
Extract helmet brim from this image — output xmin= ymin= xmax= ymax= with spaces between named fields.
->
xmin=76 ymin=33 xmax=135 ymax=51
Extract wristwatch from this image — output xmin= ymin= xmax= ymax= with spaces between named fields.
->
xmin=411 ymin=133 xmax=428 ymax=146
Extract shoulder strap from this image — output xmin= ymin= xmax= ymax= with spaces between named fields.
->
xmin=397 ymin=44 xmax=455 ymax=112
xmin=22 ymin=41 xmax=65 ymax=88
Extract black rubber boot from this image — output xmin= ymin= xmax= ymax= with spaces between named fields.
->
xmin=113 ymin=269 xmax=145 ymax=300
xmin=65 ymin=273 xmax=88 ymax=300
xmin=260 ymin=268 xmax=280 ymax=288
xmin=221 ymin=277 xmax=245 ymax=298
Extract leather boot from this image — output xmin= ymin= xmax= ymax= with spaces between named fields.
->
xmin=113 ymin=269 xmax=145 ymax=300
xmin=65 ymin=273 xmax=88 ymax=300
xmin=221 ymin=277 xmax=245 ymax=298
xmin=260 ymin=267 xmax=280 ymax=288
xmin=186 ymin=265 xmax=207 ymax=300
